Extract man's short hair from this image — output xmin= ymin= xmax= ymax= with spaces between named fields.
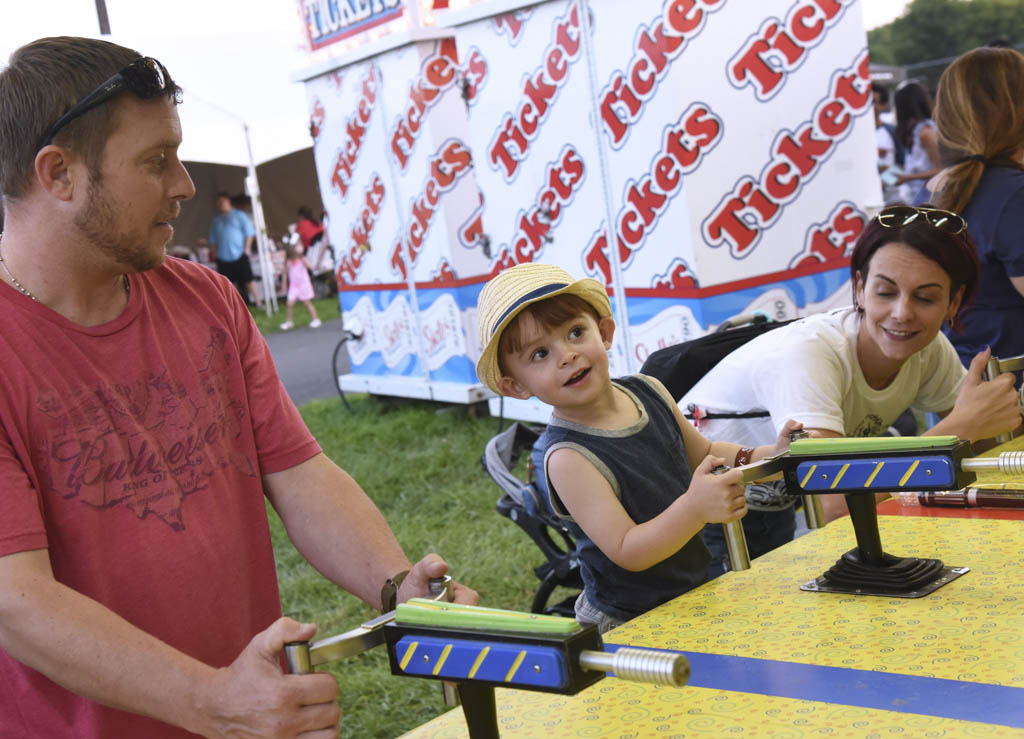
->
xmin=0 ymin=36 xmax=181 ymax=201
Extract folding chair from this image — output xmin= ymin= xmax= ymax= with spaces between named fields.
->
xmin=483 ymin=421 xmax=583 ymax=616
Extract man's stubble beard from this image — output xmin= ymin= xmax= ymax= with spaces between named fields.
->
xmin=73 ymin=171 xmax=170 ymax=274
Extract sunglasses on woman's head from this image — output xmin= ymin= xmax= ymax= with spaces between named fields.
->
xmin=39 ymin=56 xmax=171 ymax=149
xmin=876 ymin=205 xmax=967 ymax=235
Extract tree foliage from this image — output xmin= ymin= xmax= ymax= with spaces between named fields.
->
xmin=868 ymin=0 xmax=1024 ymax=67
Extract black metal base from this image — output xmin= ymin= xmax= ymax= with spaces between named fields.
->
xmin=458 ymin=683 xmax=499 ymax=739
xmin=801 ymin=547 xmax=969 ymax=597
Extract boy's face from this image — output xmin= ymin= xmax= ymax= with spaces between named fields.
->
xmin=498 ymin=309 xmax=615 ymax=408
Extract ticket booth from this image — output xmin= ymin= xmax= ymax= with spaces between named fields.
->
xmin=296 ymin=0 xmax=881 ymax=420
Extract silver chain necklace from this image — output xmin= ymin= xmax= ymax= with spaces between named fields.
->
xmin=0 ymin=232 xmax=129 ymax=301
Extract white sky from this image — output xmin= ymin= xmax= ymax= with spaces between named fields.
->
xmin=0 ymin=0 xmax=911 ymax=166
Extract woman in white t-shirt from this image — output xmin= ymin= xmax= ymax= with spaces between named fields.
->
xmin=683 ymin=206 xmax=1022 ymax=575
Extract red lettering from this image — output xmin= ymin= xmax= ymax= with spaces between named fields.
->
xmin=729 ymin=28 xmax=783 ymax=99
xmin=817 ymin=100 xmax=849 ymax=137
xmin=636 ymin=23 xmax=684 ymax=76
xmin=390 ymin=242 xmax=408 ymax=282
xmin=665 ymin=0 xmax=705 ymax=35
xmin=392 ymin=140 xmax=473 ymax=278
xmin=502 ymin=146 xmax=587 ymax=264
xmin=584 ymin=232 xmax=613 ymax=286
xmin=704 ymin=48 xmax=871 ymax=258
xmin=330 ymin=66 xmax=378 ymax=199
xmin=790 ymin=4 xmax=822 ymax=43
xmin=764 ymin=161 xmax=798 ymax=201
xmin=598 ymin=1 xmax=722 ymax=148
xmin=705 ymin=198 xmax=759 ymax=255
xmin=487 ymin=2 xmax=582 ymax=180
xmin=387 ymin=42 xmax=487 ymax=171
xmin=425 ymin=56 xmax=456 ymax=88
xmin=727 ymin=0 xmax=855 ymax=101
xmin=777 ymin=126 xmax=832 ymax=176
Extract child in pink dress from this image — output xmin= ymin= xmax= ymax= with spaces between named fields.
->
xmin=280 ymin=243 xmax=322 ymax=330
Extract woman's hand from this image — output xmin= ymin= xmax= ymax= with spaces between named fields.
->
xmin=938 ymin=348 xmax=1021 ymax=441
xmin=770 ymin=419 xmax=804 ymax=456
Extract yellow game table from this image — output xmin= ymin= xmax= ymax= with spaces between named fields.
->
xmin=403 ymin=440 xmax=1024 ymax=737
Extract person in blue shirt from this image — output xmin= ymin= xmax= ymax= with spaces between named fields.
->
xmin=208 ymin=191 xmax=261 ymax=306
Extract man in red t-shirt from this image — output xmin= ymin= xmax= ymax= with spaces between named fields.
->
xmin=0 ymin=37 xmax=476 ymax=737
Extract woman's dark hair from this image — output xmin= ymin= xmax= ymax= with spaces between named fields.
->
xmin=894 ymin=82 xmax=933 ymax=149
xmin=850 ymin=209 xmax=980 ymax=326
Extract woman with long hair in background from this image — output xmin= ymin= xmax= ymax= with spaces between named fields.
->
xmin=926 ymin=46 xmax=1024 ymax=364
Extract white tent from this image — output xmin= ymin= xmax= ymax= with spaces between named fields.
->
xmin=0 ymin=0 xmax=313 ymax=166
xmin=0 ymin=0 xmax=322 ymax=311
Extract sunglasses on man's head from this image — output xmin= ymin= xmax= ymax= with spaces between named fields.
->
xmin=876 ymin=205 xmax=967 ymax=235
xmin=39 ymin=56 xmax=171 ymax=149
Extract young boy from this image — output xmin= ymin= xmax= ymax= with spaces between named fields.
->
xmin=476 ymin=263 xmax=797 ymax=632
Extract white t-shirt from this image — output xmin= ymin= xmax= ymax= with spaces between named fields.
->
xmin=679 ymin=307 xmax=966 ymax=447
xmin=905 ymin=119 xmax=936 ymax=177
xmin=875 ymin=125 xmax=895 ymax=170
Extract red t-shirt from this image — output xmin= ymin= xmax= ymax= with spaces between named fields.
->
xmin=0 ymin=257 xmax=321 ymax=736
xmin=295 ymin=217 xmax=325 ymax=248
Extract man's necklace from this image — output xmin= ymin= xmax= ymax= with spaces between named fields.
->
xmin=0 ymin=232 xmax=129 ymax=301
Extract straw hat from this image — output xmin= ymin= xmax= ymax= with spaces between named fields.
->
xmin=476 ymin=263 xmax=611 ymax=394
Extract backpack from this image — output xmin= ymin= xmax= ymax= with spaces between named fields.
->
xmin=639 ymin=315 xmax=797 ymax=418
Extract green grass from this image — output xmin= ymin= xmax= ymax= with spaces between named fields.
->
xmin=249 ymin=296 xmax=341 ymax=335
xmin=269 ymin=394 xmax=561 ymax=738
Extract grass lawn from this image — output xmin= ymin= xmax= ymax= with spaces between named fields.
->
xmin=270 ymin=394 xmax=566 ymax=738
xmin=249 ymin=296 xmax=341 ymax=335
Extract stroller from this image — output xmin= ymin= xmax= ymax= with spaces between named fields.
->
xmin=482 ymin=421 xmax=583 ymax=616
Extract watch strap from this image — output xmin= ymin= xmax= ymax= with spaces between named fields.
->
xmin=381 ymin=569 xmax=410 ymax=612
xmin=734 ymin=447 xmax=755 ymax=468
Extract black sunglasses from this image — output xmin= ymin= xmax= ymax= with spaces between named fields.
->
xmin=876 ymin=205 xmax=967 ymax=235
xmin=40 ymin=56 xmax=172 ymax=148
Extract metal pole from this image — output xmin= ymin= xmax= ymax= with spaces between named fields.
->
xmin=722 ymin=520 xmax=750 ymax=571
xmin=802 ymin=494 xmax=825 ymax=529
xmin=94 ymin=0 xmax=111 ymax=34
xmin=578 ymin=0 xmax=635 ymax=373
xmin=242 ymin=122 xmax=278 ymax=315
xmin=182 ymin=90 xmax=278 ymax=315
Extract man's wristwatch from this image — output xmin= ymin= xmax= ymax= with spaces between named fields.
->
xmin=380 ymin=569 xmax=410 ymax=612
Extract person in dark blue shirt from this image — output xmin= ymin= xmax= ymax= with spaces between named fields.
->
xmin=923 ymin=47 xmax=1024 ymax=366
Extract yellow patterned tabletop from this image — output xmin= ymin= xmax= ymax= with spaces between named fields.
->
xmin=402 ymin=515 xmax=1024 ymax=738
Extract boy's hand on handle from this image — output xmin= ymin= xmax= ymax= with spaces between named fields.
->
xmin=689 ymin=455 xmax=746 ymax=524
xmin=772 ymin=419 xmax=804 ymax=455
xmin=196 ymin=617 xmax=340 ymax=738
xmin=948 ymin=347 xmax=1021 ymax=441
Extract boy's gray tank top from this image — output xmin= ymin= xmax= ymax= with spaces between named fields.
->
xmin=540 ymin=375 xmax=710 ymax=621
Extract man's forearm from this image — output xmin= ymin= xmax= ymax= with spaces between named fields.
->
xmin=0 ymin=549 xmax=213 ymax=734
xmin=264 ymin=454 xmax=411 ymax=609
